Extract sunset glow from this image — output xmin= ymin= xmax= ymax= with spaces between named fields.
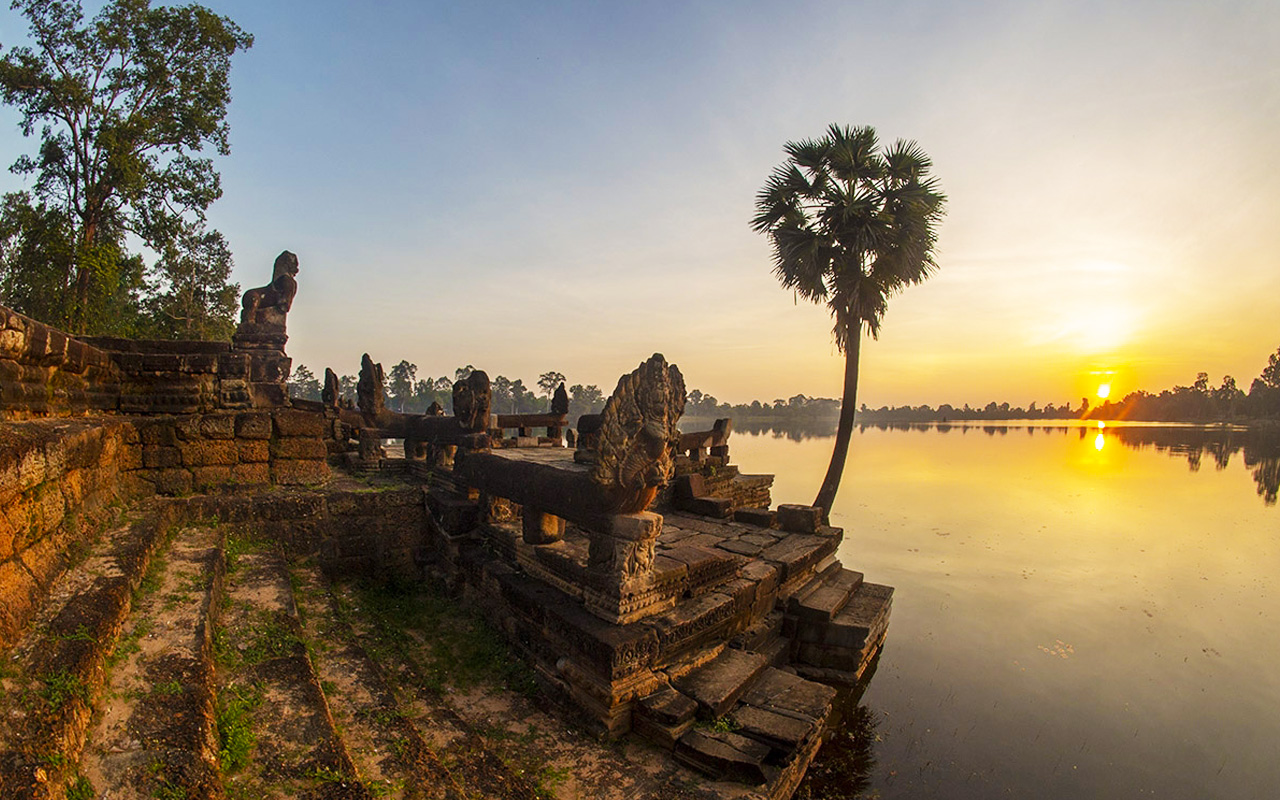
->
xmin=1097 ymin=383 xmax=1112 ymax=400
xmin=1 ymin=1 xmax=1273 ymax=408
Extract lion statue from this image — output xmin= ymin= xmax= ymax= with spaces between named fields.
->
xmin=240 ymin=250 xmax=299 ymax=325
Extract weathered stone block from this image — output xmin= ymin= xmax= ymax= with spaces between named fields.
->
xmin=119 ymin=443 xmax=142 ymax=471
xmin=271 ymin=458 xmax=329 ymax=485
xmin=199 ymin=414 xmax=235 ymax=439
xmin=273 ymin=408 xmax=324 ymax=438
xmin=0 ymin=513 xmax=14 ymax=560
xmin=152 ymin=468 xmax=193 ymax=496
xmin=730 ymin=704 xmax=813 ymax=750
xmin=0 ymin=328 xmax=24 ymax=358
xmin=671 ymin=648 xmax=768 ymax=719
xmin=138 ymin=420 xmax=178 ymax=446
xmin=673 ymin=729 xmax=769 ymax=785
xmin=231 ymin=462 xmax=270 ymax=485
xmin=191 ymin=465 xmax=233 ymax=491
xmin=142 ymin=445 xmax=182 ymax=469
xmin=776 ymin=504 xmax=822 ymax=534
xmin=733 ymin=507 xmax=775 ymax=528
xmin=184 ymin=437 xmax=240 ymax=468
xmin=269 ymin=437 xmax=327 ymax=460
xmin=608 ymin=512 xmax=663 ymax=542
xmin=234 ymin=411 xmax=272 ymax=439
xmin=0 ymin=558 xmax=40 ymax=649
xmin=638 ymin=686 xmax=699 ymax=726
xmin=238 ymin=439 xmax=269 ymax=463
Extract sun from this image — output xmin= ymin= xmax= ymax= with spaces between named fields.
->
xmin=1096 ymin=383 xmax=1111 ymax=400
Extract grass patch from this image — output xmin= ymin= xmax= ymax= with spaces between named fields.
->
xmin=109 ymin=618 xmax=154 ymax=667
xmin=700 ymin=715 xmax=742 ymax=733
xmin=352 ymin=582 xmax=539 ymax=697
xmin=223 ymin=530 xmax=271 ymax=575
xmin=303 ymin=765 xmax=347 ymax=783
xmin=215 ymin=611 xmax=304 ymax=669
xmin=154 ymin=679 xmax=183 ymax=695
xmin=135 ymin=552 xmax=169 ymax=603
xmin=215 ymin=683 xmax=262 ymax=772
xmin=40 ymin=670 xmax=89 ymax=711
xmin=66 ymin=774 xmax=95 ymax=800
xmin=55 ymin=624 xmax=96 ymax=643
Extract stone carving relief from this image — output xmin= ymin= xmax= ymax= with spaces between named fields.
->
xmin=591 ymin=353 xmax=686 ymax=514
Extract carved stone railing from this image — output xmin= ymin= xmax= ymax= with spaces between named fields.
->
xmin=329 ymin=354 xmax=492 ymax=464
xmin=453 ymin=353 xmax=686 ymax=623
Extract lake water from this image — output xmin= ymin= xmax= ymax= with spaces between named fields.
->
xmin=701 ymin=420 xmax=1278 ymax=799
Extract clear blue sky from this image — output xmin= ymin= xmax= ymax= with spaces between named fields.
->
xmin=2 ymin=0 xmax=1278 ymax=407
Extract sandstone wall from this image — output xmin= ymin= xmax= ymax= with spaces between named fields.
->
xmin=0 ymin=307 xmax=123 ymax=419
xmin=0 ymin=419 xmax=133 ymax=649
xmin=0 ymin=409 xmax=332 ymax=651
xmin=126 ymin=409 xmax=329 ymax=495
xmin=0 ymin=304 xmax=290 ymax=420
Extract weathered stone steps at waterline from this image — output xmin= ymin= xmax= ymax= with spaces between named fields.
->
xmin=0 ymin=505 xmax=171 ymax=800
xmin=633 ymin=644 xmax=835 ymax=800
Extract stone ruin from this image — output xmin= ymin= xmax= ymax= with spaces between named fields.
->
xmin=0 ymin=252 xmax=893 ymax=800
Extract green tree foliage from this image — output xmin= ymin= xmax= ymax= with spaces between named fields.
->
xmin=0 ymin=190 xmax=147 ymax=334
xmin=388 ymin=360 xmax=417 ymax=412
xmin=752 ymin=123 xmax=945 ymax=517
xmin=538 ymin=370 xmax=566 ymax=398
xmin=144 ymin=223 xmax=238 ymax=340
xmin=0 ymin=0 xmax=252 ymax=335
xmin=567 ymin=383 xmax=603 ymax=422
xmin=286 ymin=364 xmax=321 ymax=402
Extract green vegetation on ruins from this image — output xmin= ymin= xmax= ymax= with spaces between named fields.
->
xmin=0 ymin=0 xmax=252 ymax=338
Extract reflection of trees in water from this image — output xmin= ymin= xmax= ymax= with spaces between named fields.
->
xmin=795 ymin=684 xmax=878 ymax=799
xmin=1104 ymin=425 xmax=1280 ymax=506
xmin=682 ymin=417 xmax=1280 ymax=507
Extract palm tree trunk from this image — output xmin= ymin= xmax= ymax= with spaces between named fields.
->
xmin=813 ymin=328 xmax=862 ymax=523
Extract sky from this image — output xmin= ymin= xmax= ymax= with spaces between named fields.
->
xmin=1 ymin=0 xmax=1278 ymax=408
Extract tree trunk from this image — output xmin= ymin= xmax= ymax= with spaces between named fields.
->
xmin=71 ymin=218 xmax=97 ymax=335
xmin=813 ymin=328 xmax=862 ymax=523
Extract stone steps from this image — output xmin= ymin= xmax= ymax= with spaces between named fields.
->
xmin=636 ymin=643 xmax=837 ymax=799
xmin=667 ymin=666 xmax=836 ymax=797
xmin=323 ymin=581 xmax=546 ymax=800
xmin=791 ymin=582 xmax=894 ymax=683
xmin=288 ymin=562 xmax=466 ymax=800
xmin=784 ymin=566 xmax=862 ymax=627
xmin=213 ymin=539 xmax=372 ymax=799
xmin=0 ymin=506 xmax=172 ymax=800
xmin=78 ymin=522 xmax=224 ymax=799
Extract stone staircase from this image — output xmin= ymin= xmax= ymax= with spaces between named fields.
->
xmin=632 ymin=644 xmax=837 ymax=800
xmin=1 ymin=500 xmax=752 ymax=800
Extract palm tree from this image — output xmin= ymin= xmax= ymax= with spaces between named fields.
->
xmin=751 ymin=124 xmax=945 ymax=520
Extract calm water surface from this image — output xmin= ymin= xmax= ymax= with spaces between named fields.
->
xmin=711 ymin=421 xmax=1278 ymax=799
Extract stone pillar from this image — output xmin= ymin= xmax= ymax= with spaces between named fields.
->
xmin=583 ymin=512 xmax=671 ymax=624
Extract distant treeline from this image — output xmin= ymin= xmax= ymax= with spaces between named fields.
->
xmin=287 ymin=362 xmax=606 ymax=421
xmin=686 ymin=345 xmax=1280 ymax=425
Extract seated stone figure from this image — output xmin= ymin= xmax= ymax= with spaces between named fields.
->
xmin=240 ymin=251 xmax=299 ymax=326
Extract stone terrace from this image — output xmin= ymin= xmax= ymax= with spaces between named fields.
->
xmin=0 ymin=264 xmax=892 ymax=800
